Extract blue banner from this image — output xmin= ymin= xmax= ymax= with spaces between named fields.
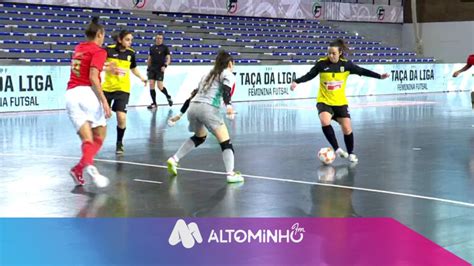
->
xmin=0 ymin=218 xmax=469 ymax=265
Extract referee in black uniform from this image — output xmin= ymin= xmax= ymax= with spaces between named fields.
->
xmin=147 ymin=33 xmax=173 ymax=109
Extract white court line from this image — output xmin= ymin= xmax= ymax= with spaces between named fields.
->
xmin=133 ymin=179 xmax=163 ymax=184
xmin=1 ymin=153 xmax=474 ymax=208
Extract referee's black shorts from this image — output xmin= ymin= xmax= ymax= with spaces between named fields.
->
xmin=147 ymin=68 xmax=164 ymax=81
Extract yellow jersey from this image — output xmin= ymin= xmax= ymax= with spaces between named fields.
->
xmin=102 ymin=44 xmax=137 ymax=93
xmin=294 ymin=57 xmax=381 ymax=106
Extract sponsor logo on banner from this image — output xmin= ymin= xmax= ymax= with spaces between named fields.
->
xmin=132 ymin=0 xmax=146 ymax=9
xmin=227 ymin=0 xmax=238 ymax=14
xmin=169 ymin=219 xmax=305 ymax=249
xmin=169 ymin=219 xmax=203 ymax=249
xmin=312 ymin=1 xmax=322 ymax=18
xmin=377 ymin=6 xmax=385 ymax=21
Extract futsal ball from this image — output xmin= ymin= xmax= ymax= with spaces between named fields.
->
xmin=318 ymin=147 xmax=336 ymax=165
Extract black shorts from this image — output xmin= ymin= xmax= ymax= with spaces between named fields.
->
xmin=316 ymin=102 xmax=351 ymax=120
xmin=105 ymin=91 xmax=130 ymax=113
xmin=147 ymin=69 xmax=164 ymax=81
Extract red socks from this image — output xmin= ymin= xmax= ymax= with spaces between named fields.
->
xmin=92 ymin=136 xmax=103 ymax=157
xmin=78 ymin=137 xmax=103 ymax=169
xmin=79 ymin=141 xmax=95 ymax=167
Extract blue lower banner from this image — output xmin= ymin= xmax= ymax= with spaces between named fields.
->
xmin=0 ymin=218 xmax=469 ymax=265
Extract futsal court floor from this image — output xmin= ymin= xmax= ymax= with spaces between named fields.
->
xmin=0 ymin=91 xmax=473 ymax=262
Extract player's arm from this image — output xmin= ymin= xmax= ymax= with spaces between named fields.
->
xmin=90 ymin=49 xmax=111 ymax=118
xmin=131 ymin=67 xmax=147 ymax=85
xmin=294 ymin=64 xmax=321 ymax=83
xmin=168 ymin=89 xmax=198 ymax=125
xmin=165 ymin=45 xmax=171 ymax=67
xmin=222 ymin=84 xmax=236 ymax=119
xmin=453 ymin=64 xmax=472 ymax=77
xmin=348 ymin=62 xmax=389 ymax=79
xmin=162 ymin=47 xmax=171 ymax=72
xmin=179 ymin=88 xmax=198 ymax=115
xmin=89 ymin=68 xmax=111 ymax=118
xmin=146 ymin=55 xmax=151 ymax=69
xmin=291 ymin=63 xmax=322 ymax=91
xmin=222 ymin=85 xmax=232 ymax=106
xmin=220 ymin=71 xmax=236 ymax=117
xmin=165 ymin=54 xmax=171 ymax=67
xmin=161 ymin=54 xmax=171 ymax=73
xmin=454 ymin=55 xmax=474 ymax=77
xmin=129 ymin=53 xmax=147 ymax=85
xmin=147 ymin=46 xmax=152 ymax=69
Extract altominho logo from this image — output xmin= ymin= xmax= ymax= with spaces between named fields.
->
xmin=168 ymin=219 xmax=203 ymax=249
xmin=169 ymin=220 xmax=305 ymax=249
xmin=208 ymin=223 xmax=305 ymax=244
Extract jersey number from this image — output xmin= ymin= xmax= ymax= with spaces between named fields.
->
xmin=71 ymin=59 xmax=82 ymax=77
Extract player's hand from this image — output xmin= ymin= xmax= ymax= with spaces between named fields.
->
xmin=290 ymin=82 xmax=298 ymax=91
xmin=102 ymin=101 xmax=112 ymax=119
xmin=167 ymin=114 xmax=181 ymax=127
xmin=161 ymin=66 xmax=166 ymax=72
xmin=141 ymin=78 xmax=148 ymax=86
xmin=380 ymin=73 xmax=390 ymax=79
xmin=170 ymin=114 xmax=181 ymax=123
xmin=453 ymin=71 xmax=460 ymax=78
xmin=226 ymin=105 xmax=235 ymax=120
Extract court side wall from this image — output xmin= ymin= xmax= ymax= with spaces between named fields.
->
xmin=402 ymin=22 xmax=474 ymax=63
xmin=404 ymin=0 xmax=474 ymax=23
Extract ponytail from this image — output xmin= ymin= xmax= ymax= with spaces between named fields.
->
xmin=329 ymin=39 xmax=350 ymax=58
xmin=85 ymin=16 xmax=104 ymax=40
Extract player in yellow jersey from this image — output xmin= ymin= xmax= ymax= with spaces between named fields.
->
xmin=291 ymin=39 xmax=389 ymax=163
xmin=103 ymin=30 xmax=147 ymax=154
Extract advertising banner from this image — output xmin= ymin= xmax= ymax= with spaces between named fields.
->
xmin=0 ymin=63 xmax=471 ymax=113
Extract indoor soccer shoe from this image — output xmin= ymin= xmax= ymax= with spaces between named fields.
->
xmin=84 ymin=165 xmax=110 ymax=188
xmin=226 ymin=171 xmax=244 ymax=183
xmin=70 ymin=165 xmax=85 ymax=186
xmin=116 ymin=142 xmax=124 ymax=154
xmin=147 ymin=103 xmax=157 ymax=109
xmin=335 ymin=148 xmax=349 ymax=158
xmin=167 ymin=157 xmax=178 ymax=176
xmin=167 ymin=97 xmax=173 ymax=107
xmin=348 ymin=154 xmax=359 ymax=163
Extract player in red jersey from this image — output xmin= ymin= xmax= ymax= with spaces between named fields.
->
xmin=452 ymin=54 xmax=474 ymax=107
xmin=65 ymin=17 xmax=111 ymax=188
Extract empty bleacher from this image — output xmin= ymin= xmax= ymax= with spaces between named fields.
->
xmin=0 ymin=2 xmax=435 ymax=65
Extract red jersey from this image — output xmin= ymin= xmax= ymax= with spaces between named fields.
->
xmin=467 ymin=55 xmax=474 ymax=66
xmin=67 ymin=42 xmax=107 ymax=90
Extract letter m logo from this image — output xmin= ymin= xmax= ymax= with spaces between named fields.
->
xmin=168 ymin=219 xmax=203 ymax=249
